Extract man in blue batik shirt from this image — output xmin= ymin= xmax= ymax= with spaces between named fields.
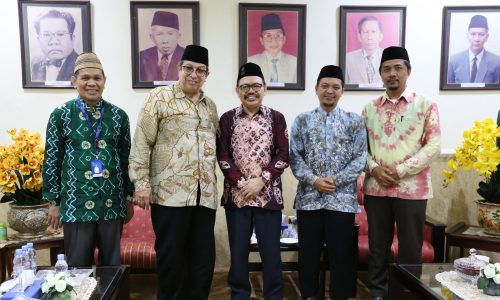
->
xmin=290 ymin=65 xmax=367 ymax=300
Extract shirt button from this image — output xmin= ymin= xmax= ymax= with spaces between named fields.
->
xmin=85 ymin=201 xmax=95 ymax=210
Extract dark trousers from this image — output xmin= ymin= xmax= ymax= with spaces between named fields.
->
xmin=63 ymin=219 xmax=122 ymax=267
xmin=297 ymin=210 xmax=356 ymax=300
xmin=225 ymin=206 xmax=283 ymax=300
xmin=364 ymin=196 xmax=427 ymax=297
xmin=151 ymin=204 xmax=216 ymax=300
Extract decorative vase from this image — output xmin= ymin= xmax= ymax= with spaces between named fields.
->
xmin=476 ymin=200 xmax=500 ymax=236
xmin=7 ymin=202 xmax=49 ymax=238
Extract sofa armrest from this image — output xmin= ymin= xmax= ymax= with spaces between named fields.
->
xmin=425 ymin=216 xmax=446 ymax=263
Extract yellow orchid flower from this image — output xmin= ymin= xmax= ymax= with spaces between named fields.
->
xmin=447 ymin=159 xmax=459 ymax=171
xmin=0 ymin=129 xmax=44 ymax=199
xmin=19 ymin=164 xmax=31 ymax=176
xmin=443 ymin=118 xmax=500 ymax=188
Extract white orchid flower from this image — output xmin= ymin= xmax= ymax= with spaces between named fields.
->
xmin=55 ymin=280 xmax=66 ymax=293
xmin=41 ymin=282 xmax=49 ymax=293
xmin=494 ymin=274 xmax=500 ymax=285
xmin=494 ymin=263 xmax=500 ymax=272
xmin=46 ymin=276 xmax=56 ymax=288
xmin=484 ymin=264 xmax=496 ymax=278
xmin=65 ymin=277 xmax=74 ymax=287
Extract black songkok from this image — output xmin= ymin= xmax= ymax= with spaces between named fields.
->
xmin=151 ymin=11 xmax=179 ymax=30
xmin=380 ymin=46 xmax=410 ymax=65
xmin=469 ymin=15 xmax=488 ymax=30
xmin=261 ymin=13 xmax=285 ymax=34
xmin=181 ymin=45 xmax=209 ymax=66
xmin=237 ymin=63 xmax=264 ymax=84
xmin=317 ymin=65 xmax=344 ymax=85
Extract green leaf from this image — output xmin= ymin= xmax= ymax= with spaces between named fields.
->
xmin=0 ymin=194 xmax=14 ymax=203
xmin=477 ymin=276 xmax=489 ymax=289
xmin=487 ymin=279 xmax=497 ymax=288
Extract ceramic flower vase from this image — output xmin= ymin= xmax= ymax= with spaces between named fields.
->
xmin=476 ymin=200 xmax=500 ymax=236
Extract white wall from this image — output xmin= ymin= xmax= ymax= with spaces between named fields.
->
xmin=1 ymin=0 xmax=500 ymax=152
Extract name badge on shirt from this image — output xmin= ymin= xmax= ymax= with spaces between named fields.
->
xmin=91 ymin=159 xmax=104 ymax=178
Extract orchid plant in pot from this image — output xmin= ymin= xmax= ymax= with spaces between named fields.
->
xmin=0 ymin=128 xmax=48 ymax=237
xmin=41 ymin=271 xmax=75 ymax=300
xmin=477 ymin=263 xmax=500 ymax=296
xmin=442 ymin=113 xmax=500 ymax=235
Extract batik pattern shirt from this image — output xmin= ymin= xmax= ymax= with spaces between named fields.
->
xmin=129 ymin=84 xmax=219 ymax=209
xmin=290 ymin=107 xmax=367 ymax=212
xmin=217 ymin=106 xmax=289 ymax=210
xmin=362 ymin=89 xmax=441 ymax=199
xmin=42 ymin=99 xmax=134 ymax=222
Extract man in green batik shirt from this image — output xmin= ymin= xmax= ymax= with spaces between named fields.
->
xmin=42 ymin=52 xmax=134 ymax=267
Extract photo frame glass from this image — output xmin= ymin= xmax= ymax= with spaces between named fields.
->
xmin=440 ymin=6 xmax=500 ymax=90
xmin=131 ymin=1 xmax=200 ymax=88
xmin=239 ymin=4 xmax=306 ymax=90
xmin=339 ymin=6 xmax=406 ymax=91
xmin=18 ymin=0 xmax=91 ymax=88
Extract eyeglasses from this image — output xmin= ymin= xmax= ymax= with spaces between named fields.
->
xmin=238 ymin=83 xmax=263 ymax=93
xmin=181 ymin=65 xmax=208 ymax=77
xmin=39 ymin=31 xmax=72 ymax=41
xmin=262 ymin=33 xmax=284 ymax=41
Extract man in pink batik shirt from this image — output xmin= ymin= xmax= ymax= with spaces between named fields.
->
xmin=362 ymin=46 xmax=441 ymax=300
xmin=217 ymin=62 xmax=289 ymax=300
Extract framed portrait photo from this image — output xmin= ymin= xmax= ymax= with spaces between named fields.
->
xmin=239 ymin=3 xmax=307 ymax=90
xmin=440 ymin=6 xmax=500 ymax=90
xmin=339 ymin=6 xmax=406 ymax=91
xmin=131 ymin=1 xmax=200 ymax=88
xmin=18 ymin=0 xmax=91 ymax=88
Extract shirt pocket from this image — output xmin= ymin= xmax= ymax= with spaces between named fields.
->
xmin=162 ymin=112 xmax=199 ymax=132
xmin=401 ymin=115 xmax=424 ymax=129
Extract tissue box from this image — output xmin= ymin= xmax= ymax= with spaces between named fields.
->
xmin=0 ymin=279 xmax=43 ymax=300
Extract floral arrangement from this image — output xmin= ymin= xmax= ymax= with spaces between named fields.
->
xmin=442 ymin=117 xmax=500 ymax=203
xmin=0 ymin=129 xmax=44 ymax=205
xmin=477 ymin=263 xmax=500 ymax=295
xmin=41 ymin=271 xmax=75 ymax=300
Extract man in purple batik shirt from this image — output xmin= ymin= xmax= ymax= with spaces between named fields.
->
xmin=217 ymin=62 xmax=289 ymax=300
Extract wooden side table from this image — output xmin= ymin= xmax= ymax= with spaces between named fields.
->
xmin=0 ymin=233 xmax=64 ymax=281
xmin=445 ymin=222 xmax=500 ymax=262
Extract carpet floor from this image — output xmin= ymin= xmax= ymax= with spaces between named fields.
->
xmin=130 ymin=271 xmax=371 ymax=299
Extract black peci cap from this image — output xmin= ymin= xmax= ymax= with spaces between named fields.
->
xmin=151 ymin=11 xmax=179 ymax=30
xmin=237 ymin=62 xmax=265 ymax=85
xmin=261 ymin=13 xmax=285 ymax=34
xmin=380 ymin=46 xmax=410 ymax=65
xmin=181 ymin=45 xmax=209 ymax=66
xmin=317 ymin=65 xmax=344 ymax=85
xmin=469 ymin=15 xmax=488 ymax=30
